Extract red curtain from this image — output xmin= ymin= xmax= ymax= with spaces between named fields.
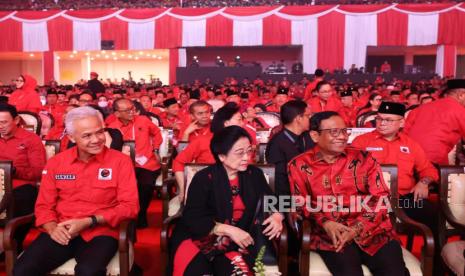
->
xmin=438 ymin=10 xmax=465 ymax=46
xmin=155 ymin=15 xmax=182 ymax=49
xmin=377 ymin=9 xmax=408 ymax=46
xmin=206 ymin=15 xmax=233 ymax=46
xmin=169 ymin=49 xmax=179 ymax=85
xmin=101 ymin=17 xmax=128 ymax=50
xmin=262 ymin=15 xmax=291 ymax=46
xmin=317 ymin=12 xmax=344 ymax=72
xmin=47 ymin=16 xmax=73 ymax=51
xmin=0 ymin=19 xmax=22 ymax=52
xmin=42 ymin=51 xmax=54 ymax=84
xmin=443 ymin=45 xmax=457 ymax=77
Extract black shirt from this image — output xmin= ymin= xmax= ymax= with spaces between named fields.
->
xmin=266 ymin=128 xmax=315 ymax=196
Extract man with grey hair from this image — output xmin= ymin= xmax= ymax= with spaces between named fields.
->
xmin=14 ymin=106 xmax=139 ymax=276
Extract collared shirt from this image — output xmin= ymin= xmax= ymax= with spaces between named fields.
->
xmin=107 ymin=115 xmax=163 ymax=171
xmin=404 ymin=97 xmax=465 ymax=165
xmin=352 ymin=130 xmax=438 ymax=195
xmin=35 ymin=147 xmax=139 ymax=241
xmin=266 ymin=128 xmax=314 ymax=196
xmin=0 ymin=127 xmax=46 ymax=188
xmin=308 ymin=96 xmax=343 ymax=113
xmin=288 ymin=146 xmax=396 ymax=256
xmin=172 ymin=132 xmax=215 ymax=172
xmin=43 ymin=103 xmax=67 ymax=126
xmin=159 ymin=112 xmax=184 ymax=130
xmin=177 ymin=124 xmax=212 ymax=143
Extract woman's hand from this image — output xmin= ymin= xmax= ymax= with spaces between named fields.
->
xmin=220 ymin=224 xmax=254 ymax=249
xmin=262 ymin=212 xmax=284 ymax=240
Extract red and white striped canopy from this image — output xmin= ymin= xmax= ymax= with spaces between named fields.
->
xmin=0 ymin=3 xmax=464 ymax=73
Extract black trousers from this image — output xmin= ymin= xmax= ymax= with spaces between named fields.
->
xmin=135 ymin=168 xmax=160 ymax=221
xmin=318 ymin=240 xmax=409 ymax=276
xmin=13 ymin=233 xmax=118 ymax=276
xmin=12 ymin=184 xmax=38 ymax=252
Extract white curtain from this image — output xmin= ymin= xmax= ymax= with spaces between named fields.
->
xmin=407 ymin=14 xmax=439 ymax=46
xmin=233 ymin=19 xmax=262 ymax=46
xmin=22 ymin=21 xmax=49 ymax=52
xmin=291 ymin=19 xmax=317 ymax=74
xmin=344 ymin=14 xmax=377 ymax=70
xmin=182 ymin=19 xmax=206 ymax=47
xmin=128 ymin=21 xmax=155 ymax=50
xmin=178 ymin=48 xmax=187 ymax=67
xmin=435 ymin=45 xmax=444 ymax=76
xmin=73 ymin=21 xmax=101 ymax=51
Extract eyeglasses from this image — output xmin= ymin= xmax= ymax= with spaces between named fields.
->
xmin=231 ymin=148 xmax=253 ymax=158
xmin=15 ymin=79 xmax=24 ymax=83
xmin=375 ymin=117 xmax=402 ymax=124
xmin=317 ymin=128 xmax=351 ymax=137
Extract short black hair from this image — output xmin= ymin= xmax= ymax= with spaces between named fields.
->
xmin=113 ymin=98 xmax=132 ymax=112
xmin=281 ymin=100 xmax=307 ymax=125
xmin=79 ymin=92 xmax=96 ymax=100
xmin=210 ymin=125 xmax=251 ymax=163
xmin=0 ymin=103 xmax=18 ymax=118
xmin=314 ymin=68 xmax=324 ymax=77
xmin=316 ymin=80 xmax=330 ymax=92
xmin=310 ymin=111 xmax=340 ymax=131
xmin=211 ymin=102 xmax=240 ymax=133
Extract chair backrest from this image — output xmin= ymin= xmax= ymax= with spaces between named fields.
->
xmin=0 ymin=161 xmax=13 ymax=221
xmin=439 ymin=166 xmax=465 ymax=231
xmin=183 ymin=163 xmax=276 ymax=201
xmin=356 ymin=111 xmax=377 ymax=127
xmin=18 ymin=112 xmax=42 ymax=136
xmin=256 ymin=112 xmax=281 ymax=128
xmin=347 ymin=128 xmax=375 ymax=144
xmin=122 ymin=140 xmax=136 ymax=163
xmin=256 ymin=128 xmax=271 ymax=144
xmin=159 ymin=128 xmax=174 ymax=159
xmin=43 ymin=140 xmax=61 ymax=160
xmin=256 ymin=143 xmax=267 ymax=164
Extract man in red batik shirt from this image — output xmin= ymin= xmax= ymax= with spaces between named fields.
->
xmin=288 ymin=111 xmax=407 ymax=275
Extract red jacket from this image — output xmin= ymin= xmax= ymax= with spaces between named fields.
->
xmin=35 ymin=147 xmax=139 ymax=241
xmin=308 ymin=96 xmax=343 ymax=113
xmin=9 ymin=75 xmax=42 ymax=113
xmin=288 ymin=146 xmax=397 ymax=256
xmin=107 ymin=115 xmax=163 ymax=171
xmin=404 ymin=97 xmax=465 ymax=165
xmin=351 ymin=131 xmax=438 ymax=195
xmin=172 ymin=132 xmax=215 ymax=172
xmin=0 ymin=127 xmax=46 ymax=188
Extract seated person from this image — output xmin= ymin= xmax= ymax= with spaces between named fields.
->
xmin=288 ymin=111 xmax=408 ymax=276
xmin=13 ymin=106 xmax=139 ymax=276
xmin=168 ymin=126 xmax=284 ymax=275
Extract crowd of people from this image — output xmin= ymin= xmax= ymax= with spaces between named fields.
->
xmin=0 ymin=67 xmax=465 ymax=275
xmin=0 ymin=0 xmax=453 ymax=10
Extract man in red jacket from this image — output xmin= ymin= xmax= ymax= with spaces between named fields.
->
xmin=14 ymin=106 xmax=138 ymax=276
xmin=405 ymin=79 xmax=465 ymax=165
xmin=0 ymin=103 xmax=46 ymax=251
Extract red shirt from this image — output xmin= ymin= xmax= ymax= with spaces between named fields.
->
xmin=159 ymin=112 xmax=184 ymax=130
xmin=288 ymin=146 xmax=396 ymax=256
xmin=107 ymin=115 xmax=163 ymax=171
xmin=43 ymin=103 xmax=67 ymax=126
xmin=337 ymin=105 xmax=358 ymax=127
xmin=0 ymin=127 xmax=46 ymax=188
xmin=308 ymin=96 xmax=342 ymax=113
xmin=177 ymin=124 xmax=211 ymax=143
xmin=404 ymin=97 xmax=465 ymax=165
xmin=351 ymin=131 xmax=438 ymax=195
xmin=172 ymin=133 xmax=215 ymax=172
xmin=35 ymin=147 xmax=139 ymax=241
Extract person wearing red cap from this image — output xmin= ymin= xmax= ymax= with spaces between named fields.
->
xmin=404 ymin=79 xmax=465 ymax=165
xmin=87 ymin=72 xmax=105 ymax=97
xmin=9 ymin=74 xmax=42 ymax=113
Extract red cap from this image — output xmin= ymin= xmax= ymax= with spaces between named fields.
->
xmin=90 ymin=72 xmax=98 ymax=77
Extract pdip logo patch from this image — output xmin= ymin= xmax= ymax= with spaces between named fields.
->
xmin=98 ymin=168 xmax=112 ymax=180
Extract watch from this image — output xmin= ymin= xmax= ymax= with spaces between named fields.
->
xmin=89 ymin=215 xmax=98 ymax=228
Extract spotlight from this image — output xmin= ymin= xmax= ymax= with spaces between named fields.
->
xmin=72 ymin=50 xmax=77 ymax=54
